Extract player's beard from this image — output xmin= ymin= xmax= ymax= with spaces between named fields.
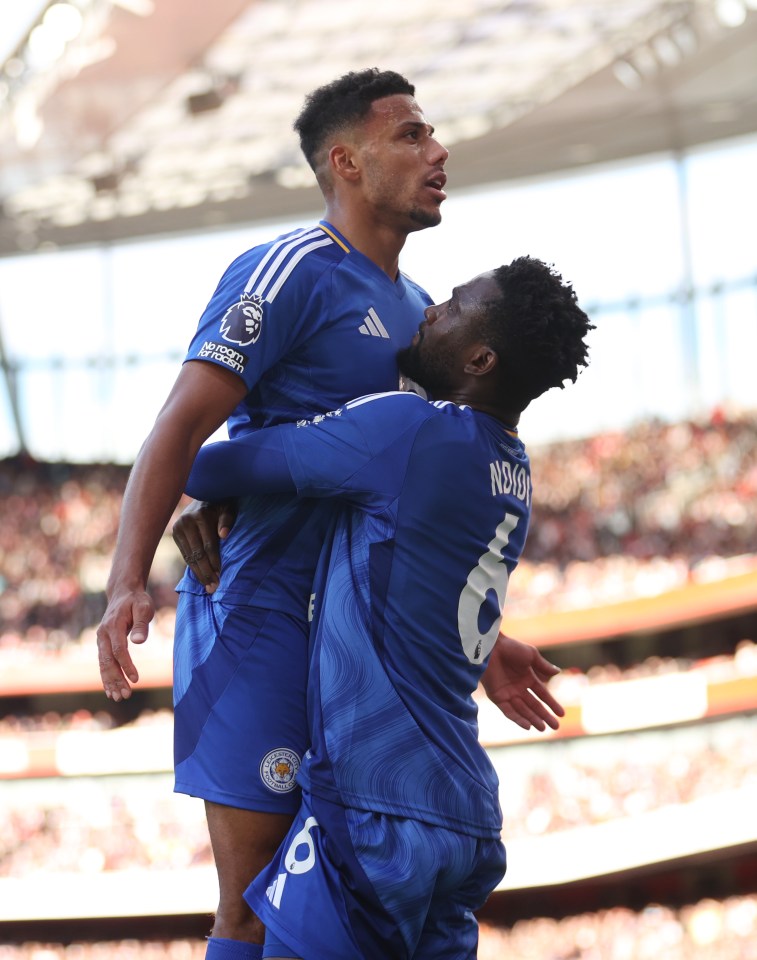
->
xmin=408 ymin=204 xmax=442 ymax=229
xmin=397 ymin=336 xmax=457 ymax=396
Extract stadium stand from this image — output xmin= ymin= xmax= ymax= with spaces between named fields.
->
xmin=3 ymin=892 xmax=757 ymax=959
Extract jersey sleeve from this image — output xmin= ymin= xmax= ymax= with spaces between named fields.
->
xmin=185 ymin=431 xmax=296 ymax=501
xmin=185 ymin=391 xmax=435 ymax=511
xmin=280 ymin=392 xmax=435 ymax=510
xmin=183 ymin=228 xmax=335 ymax=391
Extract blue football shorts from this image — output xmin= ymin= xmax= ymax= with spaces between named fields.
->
xmin=246 ymin=790 xmax=507 ymax=960
xmin=173 ymin=591 xmax=309 ymax=815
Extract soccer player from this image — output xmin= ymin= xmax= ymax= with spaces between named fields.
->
xmin=183 ymin=256 xmax=595 ymax=959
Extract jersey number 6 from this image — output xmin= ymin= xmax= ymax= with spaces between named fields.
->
xmin=457 ymin=512 xmax=519 ymax=664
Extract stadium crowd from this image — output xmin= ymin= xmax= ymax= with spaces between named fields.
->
xmin=0 ymin=456 xmax=181 ymax=656
xmin=2 ymin=712 xmax=754 ymax=877
xmin=1 ymin=408 xmax=756 ymax=660
xmin=526 ymin=409 xmax=757 ymax=566
xmin=2 ymin=638 xmax=755 ymax=736
xmin=545 ymin=635 xmax=757 ymax=696
xmin=496 ymin=712 xmax=757 ymax=839
xmin=1 ymin=892 xmax=756 ymax=959
xmin=1 ymin=771 xmax=212 ymax=876
xmin=477 ymin=894 xmax=757 ymax=959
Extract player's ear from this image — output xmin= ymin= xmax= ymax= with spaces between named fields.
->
xmin=329 ymin=143 xmax=361 ymax=183
xmin=464 ymin=344 xmax=498 ymax=377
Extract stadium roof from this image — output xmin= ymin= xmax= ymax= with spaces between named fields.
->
xmin=0 ymin=0 xmax=756 ymax=256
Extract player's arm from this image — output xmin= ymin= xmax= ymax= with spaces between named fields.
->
xmin=182 ymin=396 xmax=409 ymax=509
xmin=177 ymin=397 xmax=412 ymax=571
xmin=172 ymin=429 xmax=300 ymax=585
xmin=481 ymin=631 xmax=565 ymax=731
xmin=185 ymin=430 xmax=297 ymax=500
xmin=96 ymin=360 xmax=247 ymax=702
xmin=178 ymin=392 xmax=409 ymax=581
xmin=176 ymin=420 xmax=292 ymax=582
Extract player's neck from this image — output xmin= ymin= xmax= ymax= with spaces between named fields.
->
xmin=324 ymin=205 xmax=405 ymax=280
xmin=438 ymin=391 xmax=521 ymax=433
xmin=474 ymin=402 xmax=520 ymax=432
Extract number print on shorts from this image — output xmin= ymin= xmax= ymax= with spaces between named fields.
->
xmin=284 ymin=815 xmax=320 ymax=874
xmin=457 ymin=512 xmax=518 ymax=663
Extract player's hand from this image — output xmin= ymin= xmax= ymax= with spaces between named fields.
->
xmin=172 ymin=498 xmax=237 ymax=593
xmin=481 ymin=631 xmax=565 ymax=732
xmin=96 ymin=588 xmax=155 ymax=701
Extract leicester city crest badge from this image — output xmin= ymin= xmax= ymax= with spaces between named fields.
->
xmin=260 ymin=748 xmax=301 ymax=793
xmin=220 ymin=293 xmax=264 ymax=347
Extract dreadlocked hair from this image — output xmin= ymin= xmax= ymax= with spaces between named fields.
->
xmin=481 ymin=256 xmax=595 ymax=410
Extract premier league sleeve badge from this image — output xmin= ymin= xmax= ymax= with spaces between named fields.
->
xmin=220 ymin=292 xmax=264 ymax=347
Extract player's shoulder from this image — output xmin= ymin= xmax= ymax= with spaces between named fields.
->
xmin=407 ymin=402 xmax=507 ymax=458
xmin=344 ymin=393 xmax=475 ymax=422
xmin=225 ymin=223 xmax=346 ymax=303
xmin=337 ymin=392 xmax=455 ymax=443
xmin=343 ymin=390 xmax=432 ymax=418
xmin=423 ymin=399 xmax=479 ymax=426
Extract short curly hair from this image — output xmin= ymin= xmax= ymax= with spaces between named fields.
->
xmin=480 ymin=256 xmax=595 ymax=410
xmin=294 ymin=68 xmax=415 ymax=176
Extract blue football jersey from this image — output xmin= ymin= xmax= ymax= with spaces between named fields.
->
xmin=189 ymin=392 xmax=533 ymax=838
xmin=178 ymin=222 xmax=432 ymax=615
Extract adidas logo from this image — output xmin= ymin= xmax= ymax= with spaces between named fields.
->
xmin=266 ymin=872 xmax=287 ymax=909
xmin=358 ymin=307 xmax=389 ymax=339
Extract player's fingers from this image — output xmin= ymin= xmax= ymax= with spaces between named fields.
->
xmin=533 ymin=654 xmax=561 ymax=681
xmin=537 ymin=705 xmax=561 ymax=731
xmin=217 ymin=499 xmax=238 ymax=540
xmin=488 ymin=686 xmax=545 ymax=731
xmin=174 ymin=531 xmax=210 ymax=574
xmin=111 ymin=626 xmax=139 ymax=682
xmin=521 ymin=690 xmax=555 ymax=730
xmin=185 ymin=550 xmax=219 ymax=592
xmin=128 ymin=594 xmax=155 ymax=646
xmin=531 ymin=679 xmax=565 ymax=718
xmin=172 ymin=515 xmax=199 ymax=560
xmin=201 ymin=527 xmax=223 ymax=577
xmin=497 ymin=685 xmax=555 ymax=731
xmin=520 ymin=702 xmax=547 ymax=731
xmin=129 ymin=619 xmax=150 ymax=645
xmin=521 ymin=689 xmax=561 ymax=731
xmin=174 ymin=511 xmax=221 ymax=586
xmin=96 ymin=626 xmax=134 ymax=702
xmin=499 ymin=703 xmax=535 ymax=731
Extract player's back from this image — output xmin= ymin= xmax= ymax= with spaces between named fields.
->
xmin=299 ymin=396 xmax=532 ymax=839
